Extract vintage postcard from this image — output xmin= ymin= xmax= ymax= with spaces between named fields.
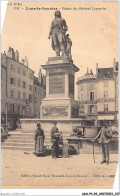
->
xmin=1 ymin=0 xmax=119 ymax=192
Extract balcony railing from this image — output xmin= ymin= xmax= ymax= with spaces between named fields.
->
xmin=79 ymin=100 xmax=97 ymax=104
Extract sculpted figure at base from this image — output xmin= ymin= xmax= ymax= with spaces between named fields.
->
xmin=48 ymin=10 xmax=72 ymax=59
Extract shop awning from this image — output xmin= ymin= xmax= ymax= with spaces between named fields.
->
xmin=98 ymin=115 xmax=114 ymax=120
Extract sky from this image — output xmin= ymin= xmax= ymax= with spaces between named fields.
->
xmin=1 ymin=1 xmax=118 ymax=80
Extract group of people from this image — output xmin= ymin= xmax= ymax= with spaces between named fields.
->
xmin=34 ymin=121 xmax=62 ymax=158
xmin=34 ymin=120 xmax=117 ymax=164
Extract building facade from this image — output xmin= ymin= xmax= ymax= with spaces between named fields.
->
xmin=1 ymin=63 xmax=7 ymax=123
xmin=113 ymin=59 xmax=119 ymax=123
xmin=77 ymin=72 xmax=97 ymax=118
xmin=1 ymin=47 xmax=46 ymax=129
xmin=77 ymin=60 xmax=119 ymax=126
xmin=33 ymin=69 xmax=46 ymax=117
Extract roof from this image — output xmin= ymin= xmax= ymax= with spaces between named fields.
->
xmin=1 ymin=53 xmax=34 ymax=73
xmin=34 ymin=76 xmax=46 ymax=89
xmin=77 ymin=74 xmax=96 ymax=84
xmin=97 ymin=68 xmax=113 ymax=79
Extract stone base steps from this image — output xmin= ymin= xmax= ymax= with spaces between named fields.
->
xmin=2 ymin=142 xmax=34 ymax=147
xmin=4 ymin=139 xmax=34 ymax=143
xmin=1 ymin=130 xmax=118 ymax=154
xmin=1 ymin=129 xmax=70 ymax=151
xmin=1 ymin=146 xmax=34 ymax=151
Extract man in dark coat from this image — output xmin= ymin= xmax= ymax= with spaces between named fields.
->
xmin=51 ymin=121 xmax=61 ymax=158
xmin=48 ymin=10 xmax=68 ymax=56
xmin=93 ymin=121 xmax=112 ymax=164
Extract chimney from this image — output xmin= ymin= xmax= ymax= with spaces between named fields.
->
xmin=87 ymin=68 xmax=89 ymax=75
xmin=113 ymin=58 xmax=116 ymax=72
xmin=113 ymin=58 xmax=119 ymax=72
xmin=113 ymin=58 xmax=116 ymax=65
xmin=11 ymin=48 xmax=15 ymax=59
xmin=24 ymin=56 xmax=28 ymax=67
xmin=90 ymin=69 xmax=93 ymax=75
xmin=15 ymin=50 xmax=19 ymax=61
xmin=96 ymin=63 xmax=98 ymax=75
xmin=38 ymin=68 xmax=42 ymax=83
xmin=7 ymin=47 xmax=12 ymax=58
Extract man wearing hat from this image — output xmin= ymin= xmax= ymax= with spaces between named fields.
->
xmin=51 ymin=121 xmax=61 ymax=158
xmin=48 ymin=10 xmax=68 ymax=56
xmin=93 ymin=120 xmax=112 ymax=164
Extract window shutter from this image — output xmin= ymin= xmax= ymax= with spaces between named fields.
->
xmin=88 ymin=105 xmax=90 ymax=113
xmin=94 ymin=105 xmax=97 ymax=112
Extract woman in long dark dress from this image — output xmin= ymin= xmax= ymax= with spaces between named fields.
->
xmin=34 ymin=123 xmax=45 ymax=156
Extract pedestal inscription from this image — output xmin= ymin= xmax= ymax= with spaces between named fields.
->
xmin=49 ymin=72 xmax=65 ymax=94
xmin=41 ymin=58 xmax=79 ymax=118
xmin=69 ymin=74 xmax=74 ymax=95
xmin=42 ymin=106 xmax=68 ymax=118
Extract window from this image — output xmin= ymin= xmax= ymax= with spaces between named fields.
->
xmin=104 ymin=104 xmax=108 ymax=112
xmin=18 ymin=79 xmax=21 ymax=87
xmin=89 ymin=84 xmax=94 ymax=90
xmin=10 ymin=78 xmax=15 ymax=85
xmin=90 ymin=105 xmax=95 ymax=113
xmin=23 ymin=92 xmax=26 ymax=99
xmin=34 ymin=87 xmax=37 ymax=92
xmin=11 ymin=64 xmax=13 ymax=70
xmin=18 ymin=91 xmax=20 ymax=99
xmin=79 ymin=106 xmax=84 ymax=114
xmin=104 ymin=91 xmax=108 ymax=98
xmin=26 ymin=99 xmax=29 ymax=104
xmin=78 ymin=97 xmax=80 ymax=104
xmin=104 ymin=72 xmax=110 ymax=78
xmin=90 ymin=92 xmax=94 ymax=100
xmin=18 ymin=67 xmax=20 ymax=73
xmin=104 ymin=81 xmax=108 ymax=87
xmin=29 ymin=107 xmax=31 ymax=114
xmin=29 ymin=85 xmax=32 ymax=91
xmin=22 ymin=106 xmax=25 ymax=115
xmin=81 ymin=93 xmax=83 ymax=101
xmin=22 ymin=81 xmax=26 ymax=88
xmin=81 ymin=85 xmax=83 ymax=91
xmin=29 ymin=95 xmax=32 ymax=103
xmin=11 ymin=104 xmax=14 ymax=113
xmin=30 ymin=73 xmax=33 ymax=79
xmin=35 ymin=97 xmax=37 ymax=103
xmin=18 ymin=105 xmax=20 ymax=114
xmin=11 ymin=90 xmax=14 ymax=98
xmin=23 ymin=70 xmax=26 ymax=75
xmin=1 ymin=70 xmax=3 ymax=79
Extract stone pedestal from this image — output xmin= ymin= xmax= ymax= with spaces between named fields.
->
xmin=41 ymin=56 xmax=79 ymax=119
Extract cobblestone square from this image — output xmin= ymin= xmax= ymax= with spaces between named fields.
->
xmin=1 ymin=149 xmax=118 ymax=189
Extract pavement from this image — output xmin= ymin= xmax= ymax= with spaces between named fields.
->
xmin=1 ymin=149 xmax=118 ymax=189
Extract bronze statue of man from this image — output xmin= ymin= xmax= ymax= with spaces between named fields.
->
xmin=48 ymin=11 xmax=68 ymax=56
